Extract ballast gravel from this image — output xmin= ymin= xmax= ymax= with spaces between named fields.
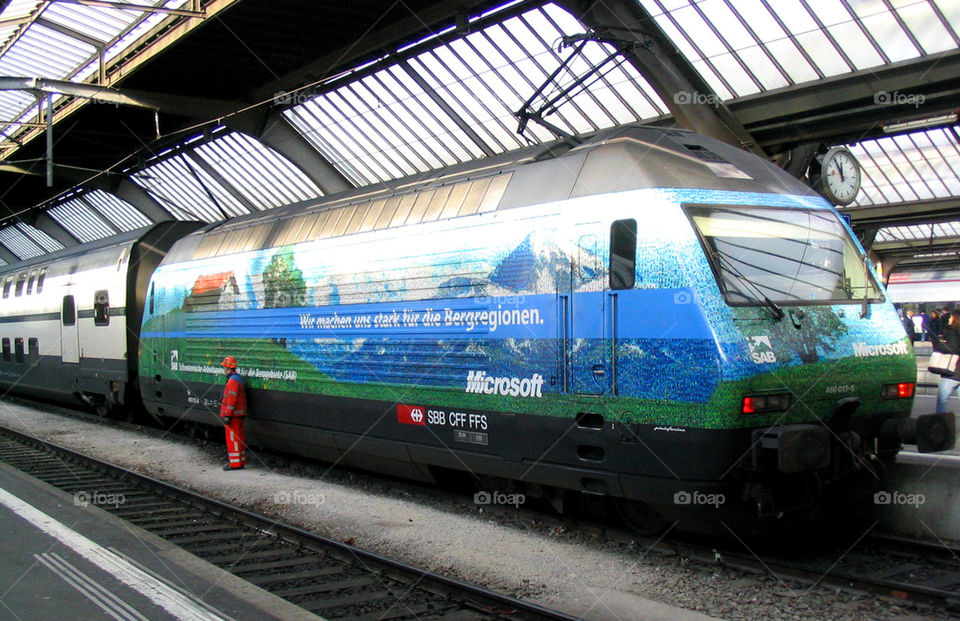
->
xmin=0 ymin=401 xmax=952 ymax=621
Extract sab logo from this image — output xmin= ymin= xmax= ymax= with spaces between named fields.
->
xmin=747 ymin=335 xmax=777 ymax=364
xmin=397 ymin=404 xmax=426 ymax=426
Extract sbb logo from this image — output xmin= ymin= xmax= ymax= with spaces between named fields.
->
xmin=397 ymin=404 xmax=426 ymax=426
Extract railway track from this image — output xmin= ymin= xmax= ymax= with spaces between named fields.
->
xmin=0 ymin=423 xmax=577 ymax=621
xmin=4 ymin=399 xmax=960 ymax=617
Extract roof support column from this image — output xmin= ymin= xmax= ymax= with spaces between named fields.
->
xmin=90 ymin=178 xmax=174 ymax=223
xmin=558 ymin=0 xmax=762 ymax=154
xmin=31 ymin=212 xmax=78 ymax=248
xmin=227 ymin=109 xmax=354 ymax=195
xmin=0 ymin=244 xmax=19 ymax=264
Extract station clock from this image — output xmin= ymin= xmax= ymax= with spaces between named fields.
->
xmin=810 ymin=146 xmax=861 ymax=206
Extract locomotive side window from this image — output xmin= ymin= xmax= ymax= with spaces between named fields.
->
xmin=609 ymin=219 xmax=637 ymax=290
xmin=26 ymin=270 xmax=36 ymax=294
xmin=94 ymin=290 xmax=110 ymax=326
xmin=36 ymin=268 xmax=46 ymax=293
xmin=1 ymin=339 xmax=9 ymax=362
xmin=28 ymin=338 xmax=38 ymax=362
xmin=14 ymin=273 xmax=26 ymax=296
xmin=2 ymin=276 xmax=10 ymax=298
xmin=14 ymin=338 xmax=23 ymax=363
xmin=62 ymin=295 xmax=76 ymax=326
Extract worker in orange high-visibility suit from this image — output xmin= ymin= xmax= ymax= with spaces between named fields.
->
xmin=219 ymin=356 xmax=247 ymax=470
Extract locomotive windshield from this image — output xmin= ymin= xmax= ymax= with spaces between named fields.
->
xmin=686 ymin=205 xmax=883 ymax=306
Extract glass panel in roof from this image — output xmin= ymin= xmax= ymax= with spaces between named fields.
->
xmin=640 ymin=0 xmax=959 ymax=98
xmin=2 ymin=23 xmax=96 ymax=76
xmin=806 ymin=0 xmax=885 ymax=69
xmin=850 ymin=126 xmax=960 ymax=208
xmin=132 ymin=154 xmax=249 ymax=223
xmin=193 ymin=132 xmax=323 ymax=210
xmin=40 ymin=2 xmax=138 ymax=44
xmin=48 ymin=199 xmax=115 ymax=243
xmin=898 ymin=1 xmax=956 ymax=54
xmin=0 ymin=226 xmax=44 ymax=259
xmin=874 ymin=221 xmax=960 ymax=243
xmin=845 ymin=1 xmax=921 ymax=62
xmin=18 ymin=222 xmax=61 ymax=253
xmin=283 ymin=3 xmax=665 ymax=187
xmin=81 ymin=189 xmax=152 ymax=232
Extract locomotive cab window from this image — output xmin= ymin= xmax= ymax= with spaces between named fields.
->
xmin=62 ymin=295 xmax=76 ymax=326
xmin=26 ymin=270 xmax=36 ymax=294
xmin=686 ymin=204 xmax=883 ymax=306
xmin=14 ymin=273 xmax=25 ymax=296
xmin=609 ymin=219 xmax=637 ymax=290
xmin=1 ymin=277 xmax=10 ymax=298
xmin=94 ymin=290 xmax=110 ymax=326
xmin=36 ymin=268 xmax=46 ymax=293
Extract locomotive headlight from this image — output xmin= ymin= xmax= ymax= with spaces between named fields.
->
xmin=881 ymin=382 xmax=915 ymax=399
xmin=742 ymin=393 xmax=791 ymax=414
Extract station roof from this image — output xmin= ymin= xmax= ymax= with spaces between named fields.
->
xmin=0 ymin=0 xmax=957 ymax=275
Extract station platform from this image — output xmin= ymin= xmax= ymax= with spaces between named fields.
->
xmin=0 ymin=460 xmax=320 ymax=621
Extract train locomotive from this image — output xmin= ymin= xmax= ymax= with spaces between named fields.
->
xmin=0 ymin=125 xmax=953 ymax=533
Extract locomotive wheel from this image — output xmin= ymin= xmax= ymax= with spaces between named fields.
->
xmin=614 ymin=499 xmax=669 ymax=535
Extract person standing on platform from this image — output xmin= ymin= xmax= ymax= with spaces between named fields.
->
xmin=935 ymin=309 xmax=960 ymax=414
xmin=928 ymin=310 xmax=942 ymax=341
xmin=903 ymin=310 xmax=917 ymax=342
xmin=219 ymin=356 xmax=247 ymax=470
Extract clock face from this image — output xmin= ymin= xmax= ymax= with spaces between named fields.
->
xmin=819 ymin=147 xmax=861 ymax=206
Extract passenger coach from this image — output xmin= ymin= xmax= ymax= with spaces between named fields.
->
xmin=0 ymin=222 xmax=199 ymax=412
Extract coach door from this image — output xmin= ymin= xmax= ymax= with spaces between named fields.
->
xmin=61 ymin=294 xmax=79 ymax=364
xmin=567 ymin=233 xmax=611 ymax=395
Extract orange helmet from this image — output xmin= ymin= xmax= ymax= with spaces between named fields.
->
xmin=221 ymin=356 xmax=238 ymax=369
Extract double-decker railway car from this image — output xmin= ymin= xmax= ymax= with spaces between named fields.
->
xmin=137 ymin=125 xmax=954 ymax=532
xmin=0 ymin=222 xmax=200 ymax=412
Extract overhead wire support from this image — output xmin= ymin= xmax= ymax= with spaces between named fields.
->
xmin=514 ymin=31 xmax=652 ymax=147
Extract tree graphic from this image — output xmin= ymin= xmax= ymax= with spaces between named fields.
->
xmin=778 ymin=307 xmax=848 ymax=363
xmin=263 ymin=248 xmax=306 ymax=308
xmin=738 ymin=307 xmax=849 ymax=364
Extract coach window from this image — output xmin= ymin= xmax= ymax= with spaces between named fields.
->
xmin=28 ymin=338 xmax=38 ymax=362
xmin=94 ymin=290 xmax=110 ymax=326
xmin=14 ymin=338 xmax=23 ymax=363
xmin=1 ymin=339 xmax=9 ymax=362
xmin=62 ymin=295 xmax=76 ymax=326
xmin=37 ymin=268 xmax=46 ymax=293
xmin=26 ymin=270 xmax=36 ymax=294
xmin=14 ymin=273 xmax=26 ymax=296
xmin=609 ymin=219 xmax=637 ymax=290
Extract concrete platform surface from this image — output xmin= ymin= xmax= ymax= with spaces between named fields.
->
xmin=0 ymin=461 xmax=320 ymax=621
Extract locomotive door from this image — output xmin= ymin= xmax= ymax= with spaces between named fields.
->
xmin=568 ymin=233 xmax=611 ymax=394
xmin=61 ymin=294 xmax=79 ymax=364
